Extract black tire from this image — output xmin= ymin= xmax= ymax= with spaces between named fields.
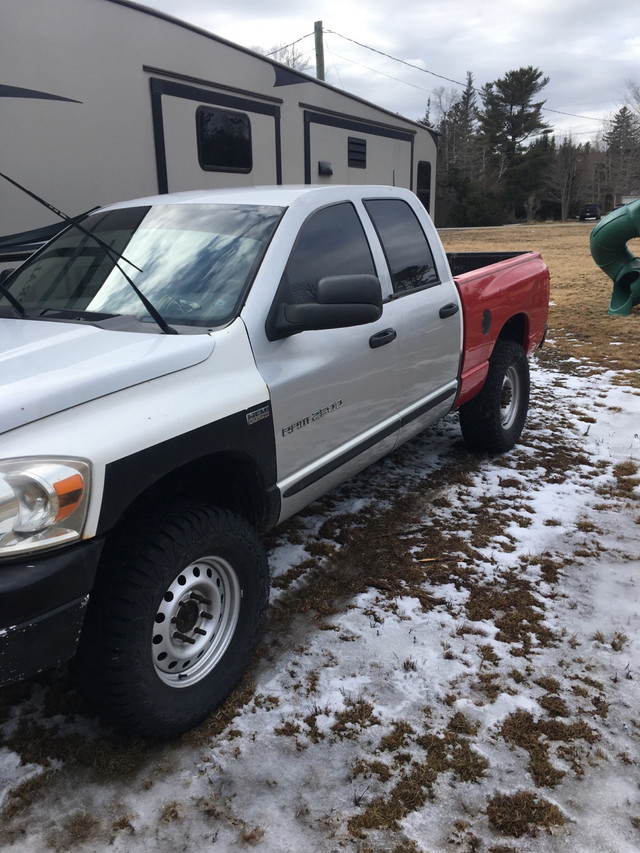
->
xmin=458 ymin=340 xmax=530 ymax=452
xmin=73 ymin=503 xmax=269 ymax=738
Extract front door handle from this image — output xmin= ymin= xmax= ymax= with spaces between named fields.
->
xmin=439 ymin=303 xmax=460 ymax=319
xmin=369 ymin=328 xmax=397 ymax=349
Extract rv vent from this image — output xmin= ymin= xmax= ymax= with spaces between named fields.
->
xmin=348 ymin=137 xmax=366 ymax=169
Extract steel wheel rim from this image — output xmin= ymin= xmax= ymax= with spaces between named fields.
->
xmin=152 ymin=555 xmax=241 ymax=688
xmin=500 ymin=365 xmax=520 ymax=430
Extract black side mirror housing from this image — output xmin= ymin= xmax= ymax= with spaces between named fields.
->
xmin=267 ymin=274 xmax=383 ymax=340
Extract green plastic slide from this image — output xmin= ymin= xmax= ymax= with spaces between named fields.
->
xmin=590 ymin=199 xmax=640 ymax=315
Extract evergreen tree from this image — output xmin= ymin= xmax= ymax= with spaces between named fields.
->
xmin=424 ymin=66 xmax=557 ymax=225
xmin=426 ymin=73 xmax=492 ymax=226
xmin=477 ymin=66 xmax=550 ymax=179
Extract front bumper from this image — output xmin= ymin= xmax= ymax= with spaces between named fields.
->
xmin=0 ymin=539 xmax=103 ymax=686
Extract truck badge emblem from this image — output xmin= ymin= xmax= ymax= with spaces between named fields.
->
xmin=246 ymin=405 xmax=271 ymax=425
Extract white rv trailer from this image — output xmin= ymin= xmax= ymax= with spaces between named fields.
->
xmin=0 ymin=0 xmax=437 ymax=260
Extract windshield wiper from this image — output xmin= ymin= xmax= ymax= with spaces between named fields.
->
xmin=0 ymin=171 xmax=178 ymax=335
xmin=0 ymin=276 xmax=29 ymax=318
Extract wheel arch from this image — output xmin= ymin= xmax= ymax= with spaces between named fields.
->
xmin=96 ymin=411 xmax=280 ymax=538
xmin=493 ymin=312 xmax=529 ymax=351
xmin=136 ymin=451 xmax=278 ymax=527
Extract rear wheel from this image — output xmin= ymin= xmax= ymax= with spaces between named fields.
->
xmin=74 ymin=502 xmax=268 ymax=738
xmin=459 ymin=340 xmax=530 ymax=452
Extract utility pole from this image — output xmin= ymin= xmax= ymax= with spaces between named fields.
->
xmin=314 ymin=21 xmax=325 ymax=81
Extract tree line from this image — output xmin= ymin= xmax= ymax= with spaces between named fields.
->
xmin=422 ymin=68 xmax=640 ymax=227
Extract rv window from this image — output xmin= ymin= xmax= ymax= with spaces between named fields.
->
xmin=364 ymin=198 xmax=439 ymax=294
xmin=196 ymin=106 xmax=252 ymax=173
xmin=348 ymin=137 xmax=367 ymax=169
xmin=417 ymin=161 xmax=432 ymax=213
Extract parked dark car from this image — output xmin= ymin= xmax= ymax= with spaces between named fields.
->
xmin=579 ymin=203 xmax=602 ymax=221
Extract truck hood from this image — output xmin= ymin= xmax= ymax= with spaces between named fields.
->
xmin=0 ymin=319 xmax=215 ymax=434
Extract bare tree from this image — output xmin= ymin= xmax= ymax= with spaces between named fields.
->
xmin=626 ymin=79 xmax=640 ymax=117
xmin=545 ymin=136 xmax=581 ymax=220
xmin=252 ymin=43 xmax=311 ymax=73
xmin=603 ymin=106 xmax=640 ymax=205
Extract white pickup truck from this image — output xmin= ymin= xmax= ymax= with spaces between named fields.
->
xmin=0 ymin=185 xmax=549 ymax=736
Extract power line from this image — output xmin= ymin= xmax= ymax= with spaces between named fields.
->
xmin=264 ymin=31 xmax=314 ymax=57
xmin=266 ymin=26 xmax=615 ymax=128
xmin=325 ymin=29 xmax=466 ymax=88
xmin=324 ymin=28 xmax=613 ymax=126
xmin=325 ymin=45 xmax=440 ymax=97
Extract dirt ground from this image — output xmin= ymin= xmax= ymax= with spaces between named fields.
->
xmin=440 ymin=221 xmax=640 ymax=378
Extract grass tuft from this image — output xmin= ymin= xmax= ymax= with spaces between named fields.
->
xmin=487 ymin=790 xmax=564 ymax=837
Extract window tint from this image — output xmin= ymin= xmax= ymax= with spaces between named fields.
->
xmin=364 ymin=198 xmax=439 ymax=294
xmin=196 ymin=106 xmax=252 ymax=172
xmin=281 ymin=203 xmax=375 ymax=304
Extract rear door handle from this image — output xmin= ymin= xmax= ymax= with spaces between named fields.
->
xmin=439 ymin=302 xmax=459 ymax=319
xmin=369 ymin=328 xmax=397 ymax=349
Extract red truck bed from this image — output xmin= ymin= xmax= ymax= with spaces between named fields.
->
xmin=448 ymin=251 xmax=550 ymax=408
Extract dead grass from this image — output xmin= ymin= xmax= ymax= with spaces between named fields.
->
xmin=3 ymin=716 xmax=153 ymax=781
xmin=331 ymin=696 xmax=381 ymax=739
xmin=486 ymin=789 xmax=565 ymax=837
xmin=441 ymin=223 xmax=640 ymax=372
xmin=48 ymin=811 xmax=100 ymax=850
xmin=501 ymin=709 xmax=599 ymax=788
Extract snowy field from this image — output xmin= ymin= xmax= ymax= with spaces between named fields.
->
xmin=1 ymin=347 xmax=639 ymax=853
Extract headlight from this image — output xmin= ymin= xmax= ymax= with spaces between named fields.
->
xmin=0 ymin=458 xmax=90 ymax=558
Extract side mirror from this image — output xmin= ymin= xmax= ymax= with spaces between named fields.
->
xmin=0 ymin=268 xmax=16 ymax=284
xmin=268 ymin=274 xmax=383 ymax=340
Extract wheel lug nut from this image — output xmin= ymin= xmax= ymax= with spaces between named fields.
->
xmin=173 ymin=631 xmax=196 ymax=645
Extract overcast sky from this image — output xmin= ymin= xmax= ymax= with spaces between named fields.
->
xmin=142 ymin=0 xmax=639 ymax=142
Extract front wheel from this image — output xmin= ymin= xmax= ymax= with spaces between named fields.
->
xmin=73 ymin=503 xmax=269 ymax=738
xmin=458 ymin=340 xmax=530 ymax=452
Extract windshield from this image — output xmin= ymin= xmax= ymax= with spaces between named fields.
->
xmin=2 ymin=202 xmax=284 ymax=328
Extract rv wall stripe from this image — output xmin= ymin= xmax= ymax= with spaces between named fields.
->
xmin=150 ymin=84 xmax=169 ymax=194
xmin=150 ymin=79 xmax=283 ymax=118
xmin=282 ymin=387 xmax=456 ymax=498
xmin=273 ymin=67 xmax=311 ymax=88
xmin=0 ymin=85 xmax=81 ymax=103
xmin=143 ymin=66 xmax=283 ymax=105
xmin=274 ymin=115 xmax=283 ymax=185
xmin=304 ymin=110 xmax=416 ymax=142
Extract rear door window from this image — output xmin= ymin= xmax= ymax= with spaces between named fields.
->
xmin=364 ymin=198 xmax=439 ymax=294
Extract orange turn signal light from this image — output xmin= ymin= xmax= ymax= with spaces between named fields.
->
xmin=54 ymin=473 xmax=84 ymax=522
